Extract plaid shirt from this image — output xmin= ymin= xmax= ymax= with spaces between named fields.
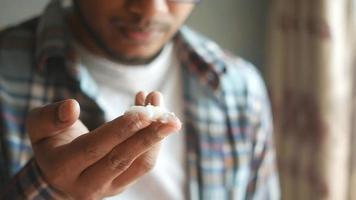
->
xmin=0 ymin=0 xmax=280 ymax=199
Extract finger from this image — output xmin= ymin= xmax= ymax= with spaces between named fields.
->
xmin=67 ymin=111 xmax=153 ymax=169
xmin=26 ymin=99 xmax=80 ymax=144
xmin=135 ymin=91 xmax=146 ymax=106
xmin=78 ymin=119 xmax=181 ymax=186
xmin=125 ymin=91 xmax=163 ymax=188
xmin=110 ymin=144 xmax=161 ymax=192
xmin=145 ymin=91 xmax=162 ymax=106
xmin=117 ymin=91 xmax=167 ymax=180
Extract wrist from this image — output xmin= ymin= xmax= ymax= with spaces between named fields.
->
xmin=29 ymin=159 xmax=69 ymax=199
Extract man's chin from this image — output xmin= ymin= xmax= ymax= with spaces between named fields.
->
xmin=108 ymin=51 xmax=160 ymax=65
xmin=105 ymin=44 xmax=165 ymax=65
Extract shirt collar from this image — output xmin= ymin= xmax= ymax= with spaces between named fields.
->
xmin=35 ymin=0 xmax=227 ymax=91
xmin=174 ymin=27 xmax=227 ymax=91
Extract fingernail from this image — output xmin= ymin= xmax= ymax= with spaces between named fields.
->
xmin=58 ymin=101 xmax=71 ymax=122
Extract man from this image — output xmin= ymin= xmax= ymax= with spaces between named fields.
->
xmin=0 ymin=0 xmax=280 ymax=199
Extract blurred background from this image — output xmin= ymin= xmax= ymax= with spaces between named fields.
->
xmin=0 ymin=0 xmax=355 ymax=199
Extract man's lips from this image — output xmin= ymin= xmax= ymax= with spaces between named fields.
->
xmin=111 ymin=18 xmax=170 ymax=44
xmin=116 ymin=26 xmax=164 ymax=44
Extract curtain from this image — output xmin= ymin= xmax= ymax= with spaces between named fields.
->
xmin=265 ymin=0 xmax=356 ymax=199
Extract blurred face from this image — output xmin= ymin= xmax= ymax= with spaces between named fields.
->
xmin=73 ymin=0 xmax=195 ymax=63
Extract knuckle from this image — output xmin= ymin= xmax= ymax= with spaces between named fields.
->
xmin=126 ymin=116 xmax=143 ymax=132
xmin=123 ymin=112 xmax=148 ymax=132
xmin=127 ymin=121 xmax=141 ymax=133
xmin=140 ymin=135 xmax=154 ymax=148
xmin=110 ymin=157 xmax=131 ymax=171
xmin=108 ymin=149 xmax=132 ymax=171
xmin=84 ymin=145 xmax=103 ymax=161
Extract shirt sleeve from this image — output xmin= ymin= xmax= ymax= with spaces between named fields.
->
xmin=246 ymin=71 xmax=281 ymax=200
xmin=1 ymin=159 xmax=64 ymax=200
xmin=249 ymin=105 xmax=281 ymax=200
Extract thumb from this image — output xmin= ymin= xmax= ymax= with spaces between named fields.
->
xmin=26 ymin=99 xmax=80 ymax=144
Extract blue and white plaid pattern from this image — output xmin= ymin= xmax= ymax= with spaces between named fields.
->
xmin=0 ymin=0 xmax=280 ymax=199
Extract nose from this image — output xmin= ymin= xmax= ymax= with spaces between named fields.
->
xmin=127 ymin=0 xmax=169 ymax=20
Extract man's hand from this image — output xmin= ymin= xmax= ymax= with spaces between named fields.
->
xmin=26 ymin=91 xmax=181 ymax=199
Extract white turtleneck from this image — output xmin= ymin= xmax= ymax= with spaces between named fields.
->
xmin=75 ymin=42 xmax=185 ymax=200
